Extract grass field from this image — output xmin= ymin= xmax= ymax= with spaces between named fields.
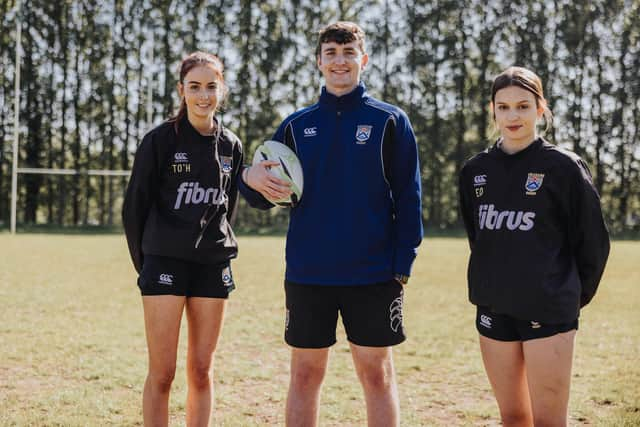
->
xmin=0 ymin=234 xmax=638 ymax=426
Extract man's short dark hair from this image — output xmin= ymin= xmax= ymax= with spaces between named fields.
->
xmin=315 ymin=21 xmax=366 ymax=57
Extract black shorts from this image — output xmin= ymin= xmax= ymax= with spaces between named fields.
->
xmin=476 ymin=306 xmax=578 ymax=342
xmin=137 ymin=255 xmax=235 ymax=298
xmin=284 ymin=280 xmax=406 ymax=348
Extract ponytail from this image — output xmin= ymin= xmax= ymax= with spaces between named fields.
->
xmin=170 ymin=99 xmax=188 ymax=134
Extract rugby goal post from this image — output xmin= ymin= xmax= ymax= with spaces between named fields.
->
xmin=8 ymin=0 xmax=129 ymax=233
xmin=10 ymin=168 xmax=132 ymax=234
xmin=9 ymin=0 xmax=154 ymax=233
xmin=9 ymin=0 xmax=21 ymax=234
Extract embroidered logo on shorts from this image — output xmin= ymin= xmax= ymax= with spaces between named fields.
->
xmin=525 ymin=173 xmax=545 ymax=195
xmin=221 ymin=266 xmax=233 ymax=287
xmin=389 ymin=291 xmax=404 ymax=332
xmin=479 ymin=314 xmax=492 ymax=328
xmin=158 ymin=273 xmax=174 ymax=285
xmin=285 ymin=309 xmax=290 ymax=331
xmin=530 ymin=321 xmax=541 ymax=329
xmin=355 ymin=125 xmax=372 ymax=144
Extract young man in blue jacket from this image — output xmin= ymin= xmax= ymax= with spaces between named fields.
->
xmin=239 ymin=21 xmax=423 ymax=427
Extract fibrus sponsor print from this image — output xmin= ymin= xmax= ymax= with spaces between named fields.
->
xmin=174 ymin=182 xmax=225 ymax=209
xmin=478 ymin=204 xmax=535 ymax=231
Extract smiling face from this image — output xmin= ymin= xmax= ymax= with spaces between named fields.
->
xmin=177 ymin=64 xmax=221 ymax=125
xmin=493 ymin=85 xmax=544 ymax=148
xmin=317 ymin=41 xmax=368 ymax=97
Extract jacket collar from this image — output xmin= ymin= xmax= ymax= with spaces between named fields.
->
xmin=490 ymin=137 xmax=544 ymax=159
xmin=319 ymin=82 xmax=367 ymax=110
xmin=178 ymin=115 xmax=221 ymax=143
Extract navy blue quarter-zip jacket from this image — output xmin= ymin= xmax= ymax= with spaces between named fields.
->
xmin=122 ymin=117 xmax=243 ymax=273
xmin=240 ymin=83 xmax=423 ymax=285
xmin=459 ymin=138 xmax=610 ymax=322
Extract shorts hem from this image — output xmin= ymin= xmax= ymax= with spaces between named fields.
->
xmin=523 ymin=326 xmax=578 ymax=342
xmin=347 ymin=336 xmax=406 ymax=347
xmin=285 ymin=339 xmax=336 ymax=349
xmin=139 ymin=289 xmax=185 ymax=297
xmin=185 ymin=294 xmax=231 ymax=299
xmin=186 ymin=284 xmax=235 ymax=299
xmin=477 ymin=330 xmax=520 ymax=342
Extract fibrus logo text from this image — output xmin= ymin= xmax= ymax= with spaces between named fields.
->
xmin=174 ymin=182 xmax=225 ymax=209
xmin=478 ymin=204 xmax=535 ymax=231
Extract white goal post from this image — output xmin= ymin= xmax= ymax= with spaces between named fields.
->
xmin=10 ymin=169 xmax=132 ymax=233
xmin=16 ymin=168 xmax=131 ymax=177
xmin=9 ymin=0 xmax=154 ymax=233
xmin=9 ymin=0 xmax=22 ymax=234
xmin=8 ymin=0 xmax=130 ymax=233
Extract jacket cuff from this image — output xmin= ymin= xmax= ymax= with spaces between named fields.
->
xmin=393 ymin=248 xmax=418 ymax=277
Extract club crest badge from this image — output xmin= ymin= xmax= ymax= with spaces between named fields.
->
xmin=525 ymin=173 xmax=545 ymax=195
xmin=221 ymin=266 xmax=233 ymax=287
xmin=221 ymin=156 xmax=233 ymax=174
xmin=355 ymin=125 xmax=373 ymax=144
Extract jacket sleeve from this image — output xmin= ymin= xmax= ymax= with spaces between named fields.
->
xmin=386 ymin=112 xmax=424 ymax=276
xmin=458 ymin=165 xmax=476 ymax=250
xmin=568 ymin=158 xmax=610 ymax=307
xmin=122 ymin=134 xmax=157 ymax=273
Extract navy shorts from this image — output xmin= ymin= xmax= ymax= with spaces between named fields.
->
xmin=284 ymin=280 xmax=406 ymax=348
xmin=476 ymin=306 xmax=578 ymax=342
xmin=137 ymin=255 xmax=235 ymax=298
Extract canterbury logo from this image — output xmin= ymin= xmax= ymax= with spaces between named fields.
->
xmin=174 ymin=152 xmax=188 ymax=162
xmin=479 ymin=314 xmax=492 ymax=328
xmin=389 ymin=292 xmax=404 ymax=332
xmin=530 ymin=321 xmax=541 ymax=329
xmin=158 ymin=274 xmax=173 ymax=285
xmin=303 ymin=127 xmax=317 ymax=137
xmin=478 ymin=204 xmax=535 ymax=231
xmin=474 ymin=174 xmax=487 ymax=186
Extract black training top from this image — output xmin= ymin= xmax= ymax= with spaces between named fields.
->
xmin=122 ymin=117 xmax=243 ymax=273
xmin=458 ymin=137 xmax=610 ymax=323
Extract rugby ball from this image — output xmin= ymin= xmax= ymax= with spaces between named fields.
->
xmin=252 ymin=140 xmax=303 ymax=207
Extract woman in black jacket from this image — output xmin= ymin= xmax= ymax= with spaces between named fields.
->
xmin=122 ymin=52 xmax=244 ymax=426
xmin=459 ymin=66 xmax=610 ymax=426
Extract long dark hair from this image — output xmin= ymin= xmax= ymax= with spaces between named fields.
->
xmin=168 ymin=51 xmax=228 ymax=133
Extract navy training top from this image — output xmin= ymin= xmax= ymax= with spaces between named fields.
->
xmin=240 ymin=83 xmax=423 ymax=285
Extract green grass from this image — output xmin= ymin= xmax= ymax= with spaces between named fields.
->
xmin=0 ymin=235 xmax=638 ymax=426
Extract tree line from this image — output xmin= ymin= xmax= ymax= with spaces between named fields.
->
xmin=0 ymin=0 xmax=638 ymax=234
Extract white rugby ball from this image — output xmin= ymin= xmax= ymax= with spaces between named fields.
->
xmin=252 ymin=140 xmax=304 ymax=207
